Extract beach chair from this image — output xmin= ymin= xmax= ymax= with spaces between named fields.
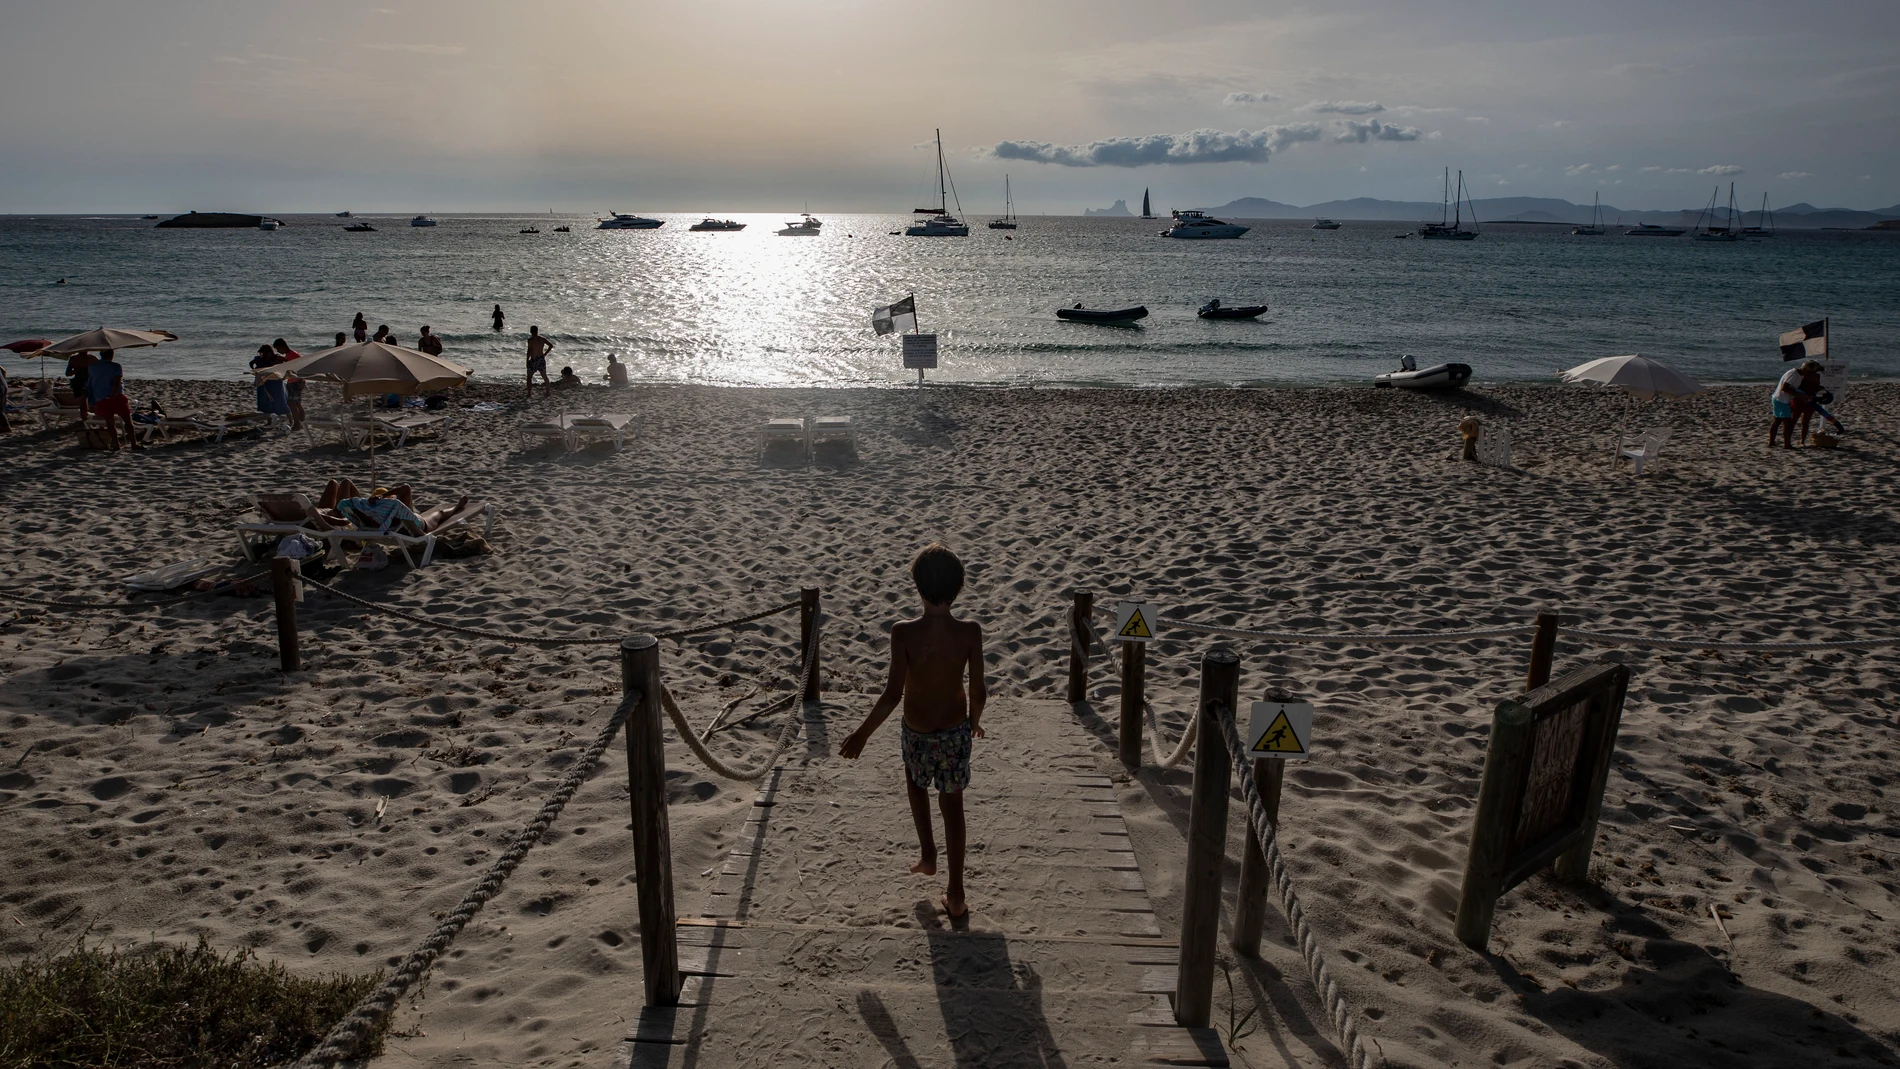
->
xmin=192 ymin=413 xmax=274 ymax=442
xmin=1613 ymin=427 xmax=1671 ymax=476
xmin=387 ymin=412 xmax=449 ymax=445
xmin=235 ymin=493 xmax=339 ymax=562
xmin=758 ymin=417 xmax=808 ymax=461
xmin=570 ymin=413 xmax=639 ymax=451
xmin=331 ymin=498 xmax=496 ymax=568
xmin=808 ymin=415 xmax=856 ymax=458
xmin=1474 ymin=425 xmax=1512 ymax=470
xmin=520 ymin=413 xmax=577 ymax=451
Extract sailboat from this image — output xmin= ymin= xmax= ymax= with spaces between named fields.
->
xmin=905 ymin=129 xmax=970 ymax=237
xmin=1693 ymin=184 xmax=1742 ymax=242
xmin=1743 ymin=192 xmax=1776 ymax=237
xmin=1572 ymin=192 xmax=1606 ymax=235
xmin=1419 ymin=168 xmax=1478 ymax=239
xmin=988 ymin=175 xmax=1018 ymax=230
xmin=1139 ymin=189 xmax=1156 ymax=220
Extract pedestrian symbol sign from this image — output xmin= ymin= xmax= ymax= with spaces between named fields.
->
xmin=1113 ymin=602 xmax=1160 ymax=643
xmin=1248 ymin=702 xmax=1313 ymax=759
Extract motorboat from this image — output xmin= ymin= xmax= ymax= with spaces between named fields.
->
xmin=410 ymin=215 xmax=438 ymax=227
xmin=1374 ymin=357 xmax=1471 ymax=390
xmin=257 ymin=219 xmax=280 ymax=230
xmin=906 ymin=129 xmax=972 ymax=237
xmin=140 ymin=214 xmax=159 ymax=219
xmin=1198 ymin=299 xmax=1267 ymax=319
xmin=988 ymin=175 xmax=1018 ymax=229
xmin=520 ymin=226 xmax=540 ymax=234
xmin=777 ymin=213 xmax=822 ymax=236
xmin=689 ymin=218 xmax=745 ymax=231
xmin=1311 ymin=218 xmax=1341 ymax=230
xmin=343 ymin=223 xmax=377 ymax=232
xmin=1161 ymin=210 xmax=1248 ymax=239
xmin=1572 ymin=192 xmax=1606 ymax=235
xmin=1056 ymin=304 xmax=1149 ymax=324
xmin=553 ymin=225 xmax=571 ymax=232
xmin=598 ymin=213 xmax=663 ymax=230
xmin=1624 ymin=222 xmax=1684 ymax=237
xmin=336 ymin=211 xmax=353 ymax=218
xmin=1419 ymin=169 xmax=1478 ymax=239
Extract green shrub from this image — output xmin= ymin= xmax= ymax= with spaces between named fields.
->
xmin=0 ymin=937 xmax=387 ymax=1068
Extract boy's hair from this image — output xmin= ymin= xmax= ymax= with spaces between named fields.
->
xmin=910 ymin=543 xmax=964 ymax=606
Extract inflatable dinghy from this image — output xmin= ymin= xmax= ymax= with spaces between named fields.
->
xmin=1056 ymin=304 xmax=1149 ymax=324
xmin=1374 ymin=362 xmax=1471 ymax=390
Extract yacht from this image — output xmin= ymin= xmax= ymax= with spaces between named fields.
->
xmin=1693 ymin=183 xmax=1743 ymax=242
xmin=777 ymin=213 xmax=822 ymax=236
xmin=257 ymin=219 xmax=280 ymax=231
xmin=1161 ymin=210 xmax=1248 ymax=239
xmin=1419 ymin=169 xmax=1478 ymax=239
xmin=598 ymin=212 xmax=663 ymax=230
xmin=988 ymin=175 xmax=1018 ymax=230
xmin=1139 ymin=188 xmax=1157 ymax=220
xmin=689 ymin=218 xmax=746 ymax=231
xmin=1742 ymin=192 xmax=1776 ymax=237
xmin=410 ymin=215 xmax=438 ymax=227
xmin=336 ymin=211 xmax=353 ymax=218
xmin=1625 ymin=222 xmax=1685 ymax=237
xmin=905 ymin=129 xmax=971 ymax=236
xmin=1572 ymin=192 xmax=1606 ymax=235
xmin=1311 ymin=218 xmax=1341 ymax=230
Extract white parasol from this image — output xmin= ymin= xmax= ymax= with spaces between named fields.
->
xmin=1560 ymin=353 xmax=1705 ymax=467
xmin=36 ymin=327 xmax=178 ymax=384
xmin=290 ymin=341 xmax=471 ymax=482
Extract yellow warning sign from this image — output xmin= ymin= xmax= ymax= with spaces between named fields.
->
xmin=1112 ymin=602 xmax=1160 ymax=643
xmin=1247 ymin=702 xmax=1313 ymax=760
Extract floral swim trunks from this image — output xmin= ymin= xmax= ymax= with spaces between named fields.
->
xmin=901 ymin=720 xmax=972 ymax=794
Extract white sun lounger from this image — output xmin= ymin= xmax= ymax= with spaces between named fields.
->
xmin=336 ymin=412 xmax=445 ymax=449
xmin=808 ymin=415 xmax=856 ymax=457
xmin=570 ymin=413 xmax=639 ymax=451
xmin=236 ymin=493 xmax=339 ymax=562
xmin=192 ymin=413 xmax=277 ymax=442
xmin=758 ymin=417 xmax=808 ymax=460
xmin=331 ymin=499 xmax=497 ymax=567
xmin=520 ymin=413 xmax=578 ymax=451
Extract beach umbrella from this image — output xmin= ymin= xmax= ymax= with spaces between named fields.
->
xmin=38 ymin=327 xmax=178 ymax=384
xmin=3 ymin=339 xmax=48 ymax=354
xmin=1560 ymin=353 xmax=1705 ymax=467
xmin=290 ymin=341 xmax=471 ymax=482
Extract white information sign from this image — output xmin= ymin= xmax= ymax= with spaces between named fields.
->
xmin=1819 ymin=361 xmax=1849 ymax=405
xmin=1247 ymin=701 xmax=1313 ymax=759
xmin=902 ymin=333 xmax=940 ymax=369
xmin=1112 ymin=601 xmax=1161 ymax=643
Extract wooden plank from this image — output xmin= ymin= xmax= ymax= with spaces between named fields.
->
xmin=1132 ymin=1029 xmax=1231 ymax=1066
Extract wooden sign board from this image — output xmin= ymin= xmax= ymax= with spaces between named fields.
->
xmin=902 ymin=333 xmax=939 ymax=369
xmin=1247 ymin=701 xmax=1312 ymax=759
xmin=1112 ymin=602 xmax=1160 ymax=643
xmin=1454 ymin=660 xmax=1629 ymax=951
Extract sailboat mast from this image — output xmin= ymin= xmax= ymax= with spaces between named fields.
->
xmin=1453 ymin=170 xmax=1462 ymax=228
xmin=1441 ymin=168 xmax=1449 ymax=227
xmin=936 ymin=129 xmax=947 ymax=211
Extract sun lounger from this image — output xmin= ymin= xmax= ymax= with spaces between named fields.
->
xmin=332 ymin=498 xmax=496 ymax=567
xmin=193 ymin=413 xmax=276 ymax=442
xmin=520 ymin=413 xmax=578 ymax=451
xmin=758 ymin=417 xmax=808 ymax=460
xmin=387 ymin=412 xmax=449 ymax=445
xmin=1613 ymin=427 xmax=1671 ymax=476
xmin=235 ymin=493 xmax=341 ymax=562
xmin=337 ymin=411 xmax=451 ymax=449
xmin=570 ymin=413 xmax=639 ymax=451
xmin=809 ymin=415 xmax=856 ymax=457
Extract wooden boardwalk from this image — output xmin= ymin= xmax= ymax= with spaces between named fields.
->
xmin=612 ymin=697 xmax=1228 ymax=1068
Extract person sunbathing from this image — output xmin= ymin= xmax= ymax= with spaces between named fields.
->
xmin=325 ymin=481 xmax=470 ymax=535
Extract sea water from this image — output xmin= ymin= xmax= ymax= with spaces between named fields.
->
xmin=2 ymin=214 xmax=1896 ymax=387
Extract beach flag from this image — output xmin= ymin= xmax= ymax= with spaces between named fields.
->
xmin=872 ymin=295 xmax=917 ymax=336
xmin=1780 ymin=320 xmax=1828 ymax=361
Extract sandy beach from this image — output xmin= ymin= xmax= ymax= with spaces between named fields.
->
xmin=2 ymin=377 xmax=1897 ymax=1068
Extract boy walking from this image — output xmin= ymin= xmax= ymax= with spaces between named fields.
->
xmin=840 ymin=544 xmax=987 ymax=918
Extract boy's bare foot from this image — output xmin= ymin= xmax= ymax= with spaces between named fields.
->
xmin=909 ymin=857 xmax=937 ymax=876
xmin=941 ymin=894 xmax=968 ymax=919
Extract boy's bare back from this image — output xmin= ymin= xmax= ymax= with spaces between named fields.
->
xmin=893 ymin=614 xmax=984 ymax=734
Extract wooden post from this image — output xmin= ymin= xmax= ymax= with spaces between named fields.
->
xmin=270 ymin=557 xmax=300 ymax=672
xmin=1175 ymin=647 xmax=1240 ymax=1028
xmin=799 ymin=587 xmax=821 ymax=700
xmin=1453 ymin=698 xmax=1536 ymax=951
xmin=1118 ymin=640 xmax=1146 ymax=768
xmin=1066 ymin=591 xmax=1093 ymax=704
xmin=622 ymin=635 xmax=680 ymax=1006
xmin=1526 ymin=610 xmax=1560 ymax=692
xmin=1231 ymin=758 xmax=1285 ymax=957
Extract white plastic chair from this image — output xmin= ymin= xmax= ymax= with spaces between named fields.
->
xmin=1614 ymin=427 xmax=1671 ymax=476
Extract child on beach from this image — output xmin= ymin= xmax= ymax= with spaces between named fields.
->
xmin=840 ymin=544 xmax=987 ymax=918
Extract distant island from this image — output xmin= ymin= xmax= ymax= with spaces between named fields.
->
xmin=154 ymin=211 xmax=283 ymax=229
xmin=1083 ymin=199 xmax=1132 ymax=218
xmin=1159 ymin=195 xmax=1900 ymax=230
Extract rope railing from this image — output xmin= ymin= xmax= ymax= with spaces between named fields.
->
xmin=659 ymin=611 xmax=822 ymax=783
xmin=291 ymin=691 xmax=636 ymax=1068
xmin=1142 ymin=701 xmax=1198 ymax=769
xmin=1561 ymin=627 xmax=1900 ymax=653
xmin=300 ymin=576 xmax=800 ymax=647
xmin=0 ymin=573 xmax=270 ymax=613
xmin=1212 ymin=699 xmax=1380 ymax=1069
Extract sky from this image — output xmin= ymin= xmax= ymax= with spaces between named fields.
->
xmin=2 ymin=0 xmax=1896 ymax=215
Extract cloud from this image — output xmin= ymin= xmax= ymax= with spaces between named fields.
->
xmin=1223 ymin=91 xmax=1275 ymax=106
xmin=1606 ymin=164 xmax=1621 ymax=172
xmin=360 ymin=42 xmax=465 ymax=55
xmin=1565 ymin=163 xmax=1594 ymax=176
xmin=1465 ymin=116 xmax=1491 ymax=124
xmin=1333 ymin=119 xmax=1420 ymax=143
xmin=989 ymin=125 xmax=1324 ymax=167
xmin=1698 ymin=164 xmax=1744 ymax=176
xmin=1306 ymin=100 xmax=1384 ymax=115
xmin=1552 ymin=120 xmax=1572 ymax=129
xmin=1778 ymin=171 xmax=1815 ymax=179
xmin=1426 ymin=130 xmax=1442 ymax=139
xmin=1644 ymin=165 xmax=1695 ymax=174
xmin=1609 ymin=62 xmax=1676 ymax=78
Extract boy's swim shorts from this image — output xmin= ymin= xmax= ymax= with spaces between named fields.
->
xmin=901 ymin=720 xmax=972 ymax=794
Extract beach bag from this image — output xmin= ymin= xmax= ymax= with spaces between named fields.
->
xmin=433 ymin=530 xmax=492 ymax=558
xmin=355 ymin=546 xmax=390 ymax=571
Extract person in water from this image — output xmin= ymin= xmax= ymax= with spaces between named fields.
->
xmin=840 ymin=543 xmax=987 ymax=919
xmin=416 ymin=325 xmax=444 ymax=356
xmin=492 ymin=304 xmax=506 ymax=332
xmin=352 ymin=313 xmax=369 ymax=344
